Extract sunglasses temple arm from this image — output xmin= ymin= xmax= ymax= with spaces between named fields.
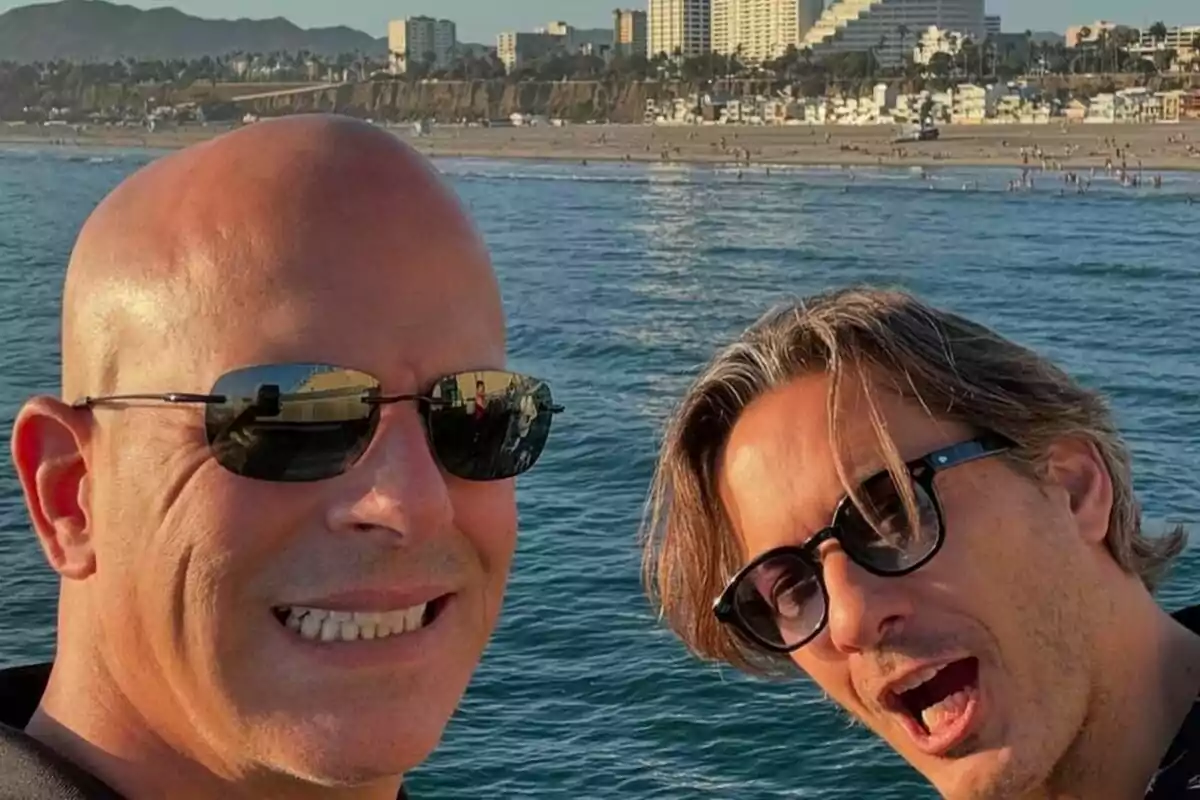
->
xmin=72 ymin=392 xmax=225 ymax=409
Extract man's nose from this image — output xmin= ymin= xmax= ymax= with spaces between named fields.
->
xmin=820 ymin=549 xmax=914 ymax=655
xmin=326 ymin=408 xmax=454 ymax=542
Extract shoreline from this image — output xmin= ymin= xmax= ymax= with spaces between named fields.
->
xmin=6 ymin=120 xmax=1200 ymax=173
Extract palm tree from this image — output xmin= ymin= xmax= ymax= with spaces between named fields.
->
xmin=1114 ymin=27 xmax=1139 ymax=73
xmin=1154 ymin=48 xmax=1177 ymax=73
xmin=947 ymin=32 xmax=960 ymax=76
xmin=1072 ymin=26 xmax=1091 ymax=73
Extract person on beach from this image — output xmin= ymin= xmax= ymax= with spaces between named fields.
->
xmin=0 ymin=115 xmax=562 ymax=799
xmin=642 ymin=286 xmax=1200 ymax=799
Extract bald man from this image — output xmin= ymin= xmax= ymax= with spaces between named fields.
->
xmin=0 ymin=115 xmax=563 ymax=799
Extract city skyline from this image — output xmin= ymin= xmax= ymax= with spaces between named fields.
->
xmin=0 ymin=0 xmax=1194 ymax=44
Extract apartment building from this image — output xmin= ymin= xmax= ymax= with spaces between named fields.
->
xmin=388 ymin=16 xmax=457 ymax=74
xmin=648 ymin=0 xmax=711 ymax=58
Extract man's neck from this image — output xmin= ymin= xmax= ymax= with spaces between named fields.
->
xmin=27 ymin=658 xmax=405 ymax=800
xmin=1045 ymin=596 xmax=1200 ymax=799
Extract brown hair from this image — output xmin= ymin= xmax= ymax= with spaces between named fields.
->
xmin=641 ymin=286 xmax=1186 ymax=677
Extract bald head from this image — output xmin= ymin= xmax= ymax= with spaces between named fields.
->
xmin=63 ymin=114 xmax=501 ymax=399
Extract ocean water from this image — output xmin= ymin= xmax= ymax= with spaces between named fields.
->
xmin=1 ymin=145 xmax=1199 ymax=799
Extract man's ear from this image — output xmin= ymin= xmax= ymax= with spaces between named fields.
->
xmin=1042 ymin=436 xmax=1114 ymax=548
xmin=10 ymin=396 xmax=95 ymax=580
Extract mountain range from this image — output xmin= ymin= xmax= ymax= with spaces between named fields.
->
xmin=0 ymin=0 xmax=389 ymax=62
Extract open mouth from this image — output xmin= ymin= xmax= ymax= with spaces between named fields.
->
xmin=271 ymin=596 xmax=450 ymax=643
xmin=887 ymin=657 xmax=980 ymax=744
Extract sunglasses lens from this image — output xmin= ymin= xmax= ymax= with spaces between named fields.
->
xmin=839 ymin=470 xmax=941 ymax=573
xmin=206 ymin=365 xmax=379 ymax=482
xmin=426 ymin=371 xmax=556 ymax=481
xmin=734 ymin=553 xmax=825 ymax=650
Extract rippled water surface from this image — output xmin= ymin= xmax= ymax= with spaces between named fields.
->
xmin=1 ymin=146 xmax=1198 ymax=799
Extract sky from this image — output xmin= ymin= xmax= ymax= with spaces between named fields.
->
xmin=1 ymin=0 xmax=1195 ymax=44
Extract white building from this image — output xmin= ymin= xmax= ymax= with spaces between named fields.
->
xmin=803 ymin=0 xmax=985 ymax=69
xmin=388 ymin=16 xmax=457 ymax=74
xmin=1086 ymin=94 xmax=1116 ymax=123
xmin=648 ymin=0 xmax=711 ymax=58
xmin=950 ymin=83 xmax=1006 ymax=122
xmin=712 ymin=0 xmax=826 ymax=63
xmin=1128 ymin=25 xmax=1200 ymax=72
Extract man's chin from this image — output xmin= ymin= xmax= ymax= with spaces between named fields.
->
xmin=920 ymin=747 xmax=1035 ymax=800
xmin=254 ymin=712 xmax=449 ymax=788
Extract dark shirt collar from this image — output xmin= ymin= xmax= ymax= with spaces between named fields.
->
xmin=0 ymin=662 xmax=409 ymax=799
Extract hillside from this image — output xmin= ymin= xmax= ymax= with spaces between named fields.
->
xmin=0 ymin=0 xmax=387 ymax=61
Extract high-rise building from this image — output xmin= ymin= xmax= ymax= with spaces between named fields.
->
xmin=614 ymin=9 xmax=649 ymax=58
xmin=538 ymin=21 xmax=614 ymax=53
xmin=985 ymin=15 xmax=1001 ymax=39
xmin=801 ymin=0 xmax=985 ymax=68
xmin=388 ymin=16 xmax=458 ymax=74
xmin=648 ymin=0 xmax=711 ymax=58
xmin=496 ymin=32 xmax=559 ymax=72
xmin=711 ymin=0 xmax=826 ymax=63
xmin=497 ymin=22 xmax=614 ymax=72
xmin=799 ymin=0 xmax=826 ymax=38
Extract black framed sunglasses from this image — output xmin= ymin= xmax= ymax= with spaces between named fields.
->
xmin=73 ymin=363 xmax=564 ymax=483
xmin=713 ymin=434 xmax=1013 ymax=654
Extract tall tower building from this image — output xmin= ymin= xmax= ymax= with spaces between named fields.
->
xmin=712 ymin=0 xmax=825 ymax=63
xmin=388 ymin=16 xmax=457 ymax=74
xmin=614 ymin=9 xmax=649 ymax=57
xmin=648 ymin=0 xmax=711 ymax=58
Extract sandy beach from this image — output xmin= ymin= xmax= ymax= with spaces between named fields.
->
xmin=5 ymin=120 xmax=1200 ymax=172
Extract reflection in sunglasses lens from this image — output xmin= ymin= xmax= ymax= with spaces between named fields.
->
xmin=206 ymin=365 xmax=380 ymax=482
xmin=203 ymin=364 xmax=557 ymax=483
xmin=429 ymin=370 xmax=555 ymax=481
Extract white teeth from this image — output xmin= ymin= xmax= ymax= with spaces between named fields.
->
xmin=354 ymin=611 xmax=381 ymax=626
xmin=384 ymin=608 xmax=409 ymax=633
xmin=280 ymin=603 xmax=430 ymax=642
xmin=893 ymin=665 xmax=942 ymax=695
xmin=300 ymin=614 xmax=322 ymax=639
